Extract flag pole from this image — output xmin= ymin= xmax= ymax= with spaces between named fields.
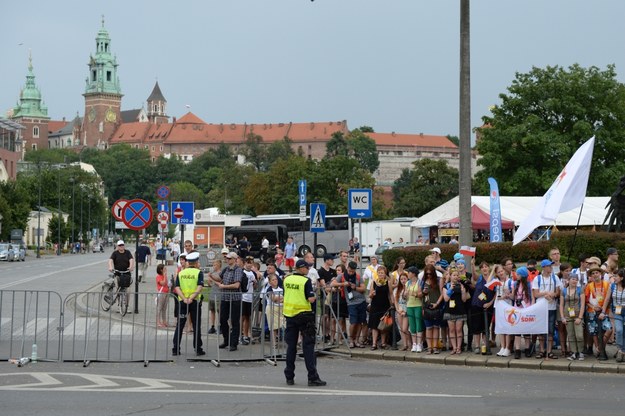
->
xmin=565 ymin=203 xmax=585 ymax=262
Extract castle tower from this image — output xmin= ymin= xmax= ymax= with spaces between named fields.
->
xmin=146 ymin=81 xmax=169 ymax=124
xmin=81 ymin=17 xmax=123 ymax=148
xmin=11 ymin=51 xmax=50 ymax=152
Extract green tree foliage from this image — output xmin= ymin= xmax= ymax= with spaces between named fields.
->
xmin=266 ymin=137 xmax=295 ymax=167
xmin=392 ymin=159 xmax=459 ymax=217
xmin=325 ymin=129 xmax=379 ymax=173
xmin=240 ymin=133 xmax=268 ymax=171
xmin=169 ymin=181 xmax=207 ymax=208
xmin=47 ymin=214 xmax=70 ymax=246
xmin=475 ymin=64 xmax=625 ymax=196
xmin=0 ymin=180 xmax=31 ymax=240
xmin=446 ymin=135 xmax=459 ymax=146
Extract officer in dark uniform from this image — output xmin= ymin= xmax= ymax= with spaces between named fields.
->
xmin=283 ymin=259 xmax=326 ymax=386
xmin=172 ymin=251 xmax=205 ymax=356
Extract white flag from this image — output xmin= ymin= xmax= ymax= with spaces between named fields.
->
xmin=513 ymin=136 xmax=595 ymax=245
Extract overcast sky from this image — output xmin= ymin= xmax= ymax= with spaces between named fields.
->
xmin=2 ymin=0 xmax=625 ymax=140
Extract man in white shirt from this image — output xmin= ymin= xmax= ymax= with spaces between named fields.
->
xmin=532 ymin=259 xmax=562 ymax=359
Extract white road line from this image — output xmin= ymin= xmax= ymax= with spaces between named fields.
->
xmin=0 ymin=372 xmax=482 ymax=397
xmin=6 ymin=373 xmax=63 ymax=389
xmin=0 ymin=260 xmax=107 ymax=290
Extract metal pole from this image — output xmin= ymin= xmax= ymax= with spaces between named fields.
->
xmin=71 ymin=178 xmax=75 ymax=249
xmin=80 ymin=186 xmax=83 ymax=252
xmin=36 ymin=163 xmax=41 ymax=258
xmin=458 ymin=0 xmax=472 ymax=246
xmin=358 ymin=218 xmax=363 ymax=277
xmin=57 ymin=167 xmax=61 ymax=255
xmin=134 ymin=230 xmax=140 ymax=314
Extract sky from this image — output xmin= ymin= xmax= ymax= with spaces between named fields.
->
xmin=2 ymin=0 xmax=625 ymax=140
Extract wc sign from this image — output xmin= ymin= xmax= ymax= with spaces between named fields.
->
xmin=348 ymin=188 xmax=372 ymax=219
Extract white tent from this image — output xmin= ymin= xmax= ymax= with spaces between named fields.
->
xmin=410 ymin=196 xmax=610 ymax=229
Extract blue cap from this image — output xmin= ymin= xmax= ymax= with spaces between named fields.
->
xmin=516 ymin=266 xmax=529 ymax=278
xmin=540 ymin=259 xmax=554 ymax=268
xmin=453 ymin=253 xmax=463 ymax=261
xmin=295 ymin=259 xmax=310 ymax=269
xmin=456 ymin=259 xmax=466 ymax=265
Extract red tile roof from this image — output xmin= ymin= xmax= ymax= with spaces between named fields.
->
xmin=368 ymin=132 xmax=456 ymax=148
xmin=48 ymin=120 xmax=68 ymax=133
xmin=109 ymin=122 xmax=151 ymax=144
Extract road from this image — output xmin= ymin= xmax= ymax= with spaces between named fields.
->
xmin=1 ymin=252 xmax=623 ymax=415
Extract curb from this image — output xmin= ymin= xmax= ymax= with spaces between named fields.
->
xmin=338 ymin=347 xmax=625 ymax=374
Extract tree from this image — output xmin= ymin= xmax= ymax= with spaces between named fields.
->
xmin=392 ymin=159 xmax=459 ymax=217
xmin=240 ymin=133 xmax=268 ymax=171
xmin=474 ymin=64 xmax=625 ymax=196
xmin=324 ymin=129 xmax=379 ymax=174
xmin=446 ymin=135 xmax=459 ymax=147
xmin=0 ymin=180 xmax=31 ymax=240
xmin=325 ymin=131 xmax=349 ymax=157
xmin=266 ymin=137 xmax=295 ymax=168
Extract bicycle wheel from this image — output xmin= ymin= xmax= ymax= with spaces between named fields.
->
xmin=101 ymin=286 xmax=114 ymax=311
xmin=118 ymin=290 xmax=128 ymax=316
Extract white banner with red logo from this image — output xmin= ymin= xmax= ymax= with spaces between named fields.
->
xmin=494 ymin=298 xmax=548 ymax=334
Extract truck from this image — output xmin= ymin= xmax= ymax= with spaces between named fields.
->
xmin=352 ymin=218 xmax=415 ymax=258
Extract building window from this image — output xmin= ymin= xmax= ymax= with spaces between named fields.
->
xmin=92 ymin=70 xmax=96 ymax=81
xmin=152 ymin=146 xmax=155 ymax=151
xmin=106 ymin=71 xmax=112 ymax=82
xmin=33 ymin=126 xmax=40 ymax=138
xmin=160 ymin=146 xmax=163 ymax=151
xmin=32 ymin=144 xmax=37 ymax=150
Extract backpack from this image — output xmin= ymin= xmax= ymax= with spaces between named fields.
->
xmin=240 ymin=272 xmax=249 ymax=293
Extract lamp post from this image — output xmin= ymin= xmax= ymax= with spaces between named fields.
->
xmin=36 ymin=162 xmax=41 ymax=258
xmin=87 ymin=194 xmax=91 ymax=247
xmin=57 ymin=166 xmax=61 ymax=255
xmin=80 ymin=185 xmax=84 ymax=252
xmin=70 ymin=177 xmax=75 ymax=250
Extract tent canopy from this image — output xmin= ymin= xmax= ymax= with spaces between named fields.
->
xmin=438 ymin=204 xmax=515 ymax=230
xmin=411 ymin=196 xmax=610 ymax=229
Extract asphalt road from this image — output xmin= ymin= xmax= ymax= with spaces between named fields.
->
xmin=1 ymin=357 xmax=623 ymax=416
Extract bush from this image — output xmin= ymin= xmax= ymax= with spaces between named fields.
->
xmin=381 ymin=230 xmax=625 ymax=269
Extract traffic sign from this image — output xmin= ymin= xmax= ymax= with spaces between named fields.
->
xmin=157 ymin=211 xmax=169 ymax=222
xmin=298 ymin=179 xmax=307 ymax=206
xmin=310 ymin=203 xmax=326 ymax=233
xmin=157 ymin=201 xmax=169 ymax=213
xmin=348 ymin=188 xmax=373 ymax=218
xmin=121 ymin=199 xmax=154 ymax=231
xmin=158 ymin=220 xmax=168 ymax=231
xmin=299 ymin=205 xmax=306 ymax=222
xmin=170 ymin=201 xmax=195 ymax=224
xmin=111 ymin=199 xmax=128 ymax=221
xmin=156 ymin=185 xmax=170 ymax=200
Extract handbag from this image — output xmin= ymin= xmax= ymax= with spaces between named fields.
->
xmin=377 ymin=310 xmax=394 ymax=331
xmin=423 ymin=305 xmax=442 ymax=321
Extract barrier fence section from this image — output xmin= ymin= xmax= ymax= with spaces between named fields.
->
xmin=0 ymin=286 xmax=353 ymax=366
xmin=0 ymin=290 xmax=63 ymax=363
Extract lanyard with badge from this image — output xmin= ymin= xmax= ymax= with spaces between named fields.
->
xmin=567 ymin=289 xmax=578 ymax=318
xmin=614 ymin=286 xmax=625 ymax=315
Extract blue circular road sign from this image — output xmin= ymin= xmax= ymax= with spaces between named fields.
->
xmin=121 ymin=199 xmax=154 ymax=231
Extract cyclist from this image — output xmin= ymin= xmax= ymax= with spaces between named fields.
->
xmin=108 ymin=240 xmax=135 ymax=309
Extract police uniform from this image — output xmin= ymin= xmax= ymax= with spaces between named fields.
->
xmin=283 ymin=260 xmax=326 ymax=386
xmin=172 ymin=252 xmax=205 ymax=356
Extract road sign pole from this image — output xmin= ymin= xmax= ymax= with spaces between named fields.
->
xmin=135 ymin=230 xmax=140 ymax=314
xmin=180 ymin=223 xmax=185 ymax=256
xmin=359 ymin=218 xmax=363 ymax=277
xmin=313 ymin=232 xmax=318 ymax=268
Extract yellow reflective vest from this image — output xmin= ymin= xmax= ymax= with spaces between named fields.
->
xmin=283 ymin=273 xmax=312 ymax=317
xmin=178 ymin=268 xmax=201 ymax=301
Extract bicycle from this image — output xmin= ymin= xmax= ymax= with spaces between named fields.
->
xmin=101 ymin=269 xmax=133 ymax=316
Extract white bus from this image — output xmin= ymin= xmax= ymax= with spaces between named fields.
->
xmin=240 ymin=214 xmax=351 ymax=258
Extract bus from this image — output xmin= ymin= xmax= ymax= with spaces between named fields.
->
xmin=240 ymin=214 xmax=351 ymax=258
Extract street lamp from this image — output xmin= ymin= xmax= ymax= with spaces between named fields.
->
xmin=36 ymin=162 xmax=42 ymax=258
xmin=69 ymin=177 xmax=75 ymax=250
xmin=80 ymin=185 xmax=84 ymax=252
xmin=57 ymin=166 xmax=61 ymax=255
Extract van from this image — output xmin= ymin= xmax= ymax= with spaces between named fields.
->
xmin=225 ymin=225 xmax=287 ymax=264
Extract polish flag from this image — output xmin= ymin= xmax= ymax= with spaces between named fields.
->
xmin=485 ymin=278 xmax=503 ymax=291
xmin=460 ymin=246 xmax=476 ymax=257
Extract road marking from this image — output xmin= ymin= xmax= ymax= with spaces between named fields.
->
xmin=0 ymin=260 xmax=106 ymax=290
xmin=0 ymin=372 xmax=482 ymax=397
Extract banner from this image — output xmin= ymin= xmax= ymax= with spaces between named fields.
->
xmin=494 ymin=298 xmax=548 ymax=335
xmin=513 ymin=137 xmax=595 ymax=245
xmin=488 ymin=177 xmax=503 ymax=243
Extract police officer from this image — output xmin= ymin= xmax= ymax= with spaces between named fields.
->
xmin=283 ymin=259 xmax=326 ymax=386
xmin=172 ymin=251 xmax=205 ymax=356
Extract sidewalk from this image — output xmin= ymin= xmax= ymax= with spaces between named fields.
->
xmin=330 ymin=344 xmax=625 ymax=374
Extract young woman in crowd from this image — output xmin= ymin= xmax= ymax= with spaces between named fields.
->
xmin=510 ymin=267 xmax=533 ymax=359
xmin=469 ymin=260 xmax=495 ymax=354
xmin=443 ymin=268 xmax=470 ymax=354
xmin=603 ymin=269 xmax=625 ymax=362
xmin=394 ymin=271 xmax=411 ymax=350
xmin=329 ymin=264 xmax=348 ymax=345
xmin=368 ymin=266 xmax=393 ymax=350
xmin=421 ymin=264 xmax=444 ymax=354
xmin=390 ymin=256 xmax=407 ymax=290
xmin=156 ymin=264 xmax=169 ymax=328
xmin=557 ymin=262 xmax=573 ymax=356
xmin=405 ymin=266 xmax=424 ymax=352
xmin=560 ymin=273 xmax=586 ymax=361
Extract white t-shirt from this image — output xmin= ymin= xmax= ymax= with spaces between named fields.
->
xmin=533 ymin=273 xmax=562 ymax=310
xmin=242 ymin=269 xmax=257 ymax=303
xmin=307 ymin=267 xmax=320 ymax=291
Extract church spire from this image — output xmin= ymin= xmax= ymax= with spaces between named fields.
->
xmin=147 ymin=81 xmax=168 ymax=123
xmin=84 ymin=16 xmax=122 ymax=95
xmin=13 ymin=51 xmax=49 ymax=118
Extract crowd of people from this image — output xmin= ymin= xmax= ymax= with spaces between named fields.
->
xmin=110 ymin=238 xmax=625 ymax=367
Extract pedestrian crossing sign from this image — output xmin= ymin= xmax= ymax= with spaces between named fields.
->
xmin=310 ymin=203 xmax=326 ymax=233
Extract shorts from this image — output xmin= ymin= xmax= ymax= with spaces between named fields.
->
xmin=348 ymin=302 xmax=367 ymax=325
xmin=586 ymin=312 xmax=612 ymax=335
xmin=285 ymin=258 xmax=295 ymax=268
xmin=331 ymin=298 xmax=349 ymax=319
xmin=242 ymin=301 xmax=252 ymax=317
